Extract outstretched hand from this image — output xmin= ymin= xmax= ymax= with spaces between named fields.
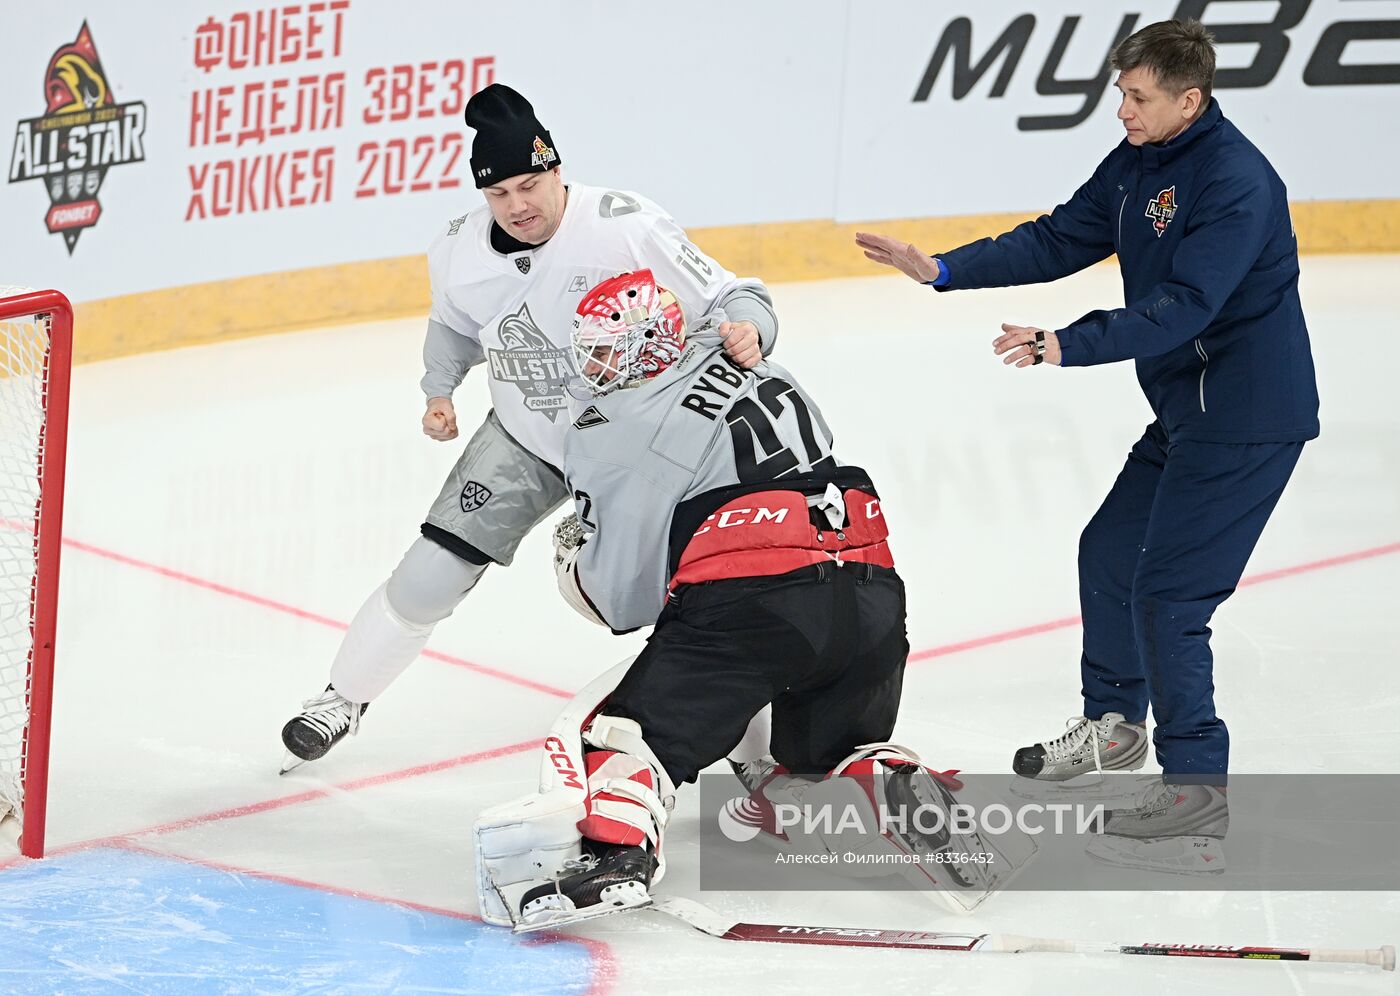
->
xmin=854 ymin=231 xmax=939 ymax=283
xmin=993 ymin=324 xmax=1062 ymax=368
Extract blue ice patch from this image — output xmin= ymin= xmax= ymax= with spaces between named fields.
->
xmin=0 ymin=847 xmax=600 ymax=994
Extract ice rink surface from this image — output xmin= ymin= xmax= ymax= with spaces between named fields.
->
xmin=3 ymin=256 xmax=1398 ymax=994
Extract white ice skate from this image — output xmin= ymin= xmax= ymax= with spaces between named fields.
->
xmin=1086 ymin=779 xmax=1228 ymax=875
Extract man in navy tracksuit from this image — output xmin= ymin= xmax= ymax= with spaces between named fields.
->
xmin=857 ymin=19 xmax=1318 ymax=871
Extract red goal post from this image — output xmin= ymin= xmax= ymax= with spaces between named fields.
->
xmin=0 ymin=287 xmax=72 ymax=859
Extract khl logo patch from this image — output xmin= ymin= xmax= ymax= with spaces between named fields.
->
xmin=460 ymin=481 xmax=492 ymax=512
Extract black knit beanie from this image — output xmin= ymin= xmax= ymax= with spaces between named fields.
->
xmin=465 ymin=84 xmax=561 ymax=188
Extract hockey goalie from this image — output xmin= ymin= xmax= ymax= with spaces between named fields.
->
xmin=474 ymin=271 xmax=1036 ymax=931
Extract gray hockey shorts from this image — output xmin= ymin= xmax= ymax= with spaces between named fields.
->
xmin=422 ymin=410 xmax=569 ymax=567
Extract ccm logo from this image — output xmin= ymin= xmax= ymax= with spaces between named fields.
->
xmin=544 ymin=736 xmax=583 ymax=790
xmin=694 ymin=506 xmax=789 ymax=535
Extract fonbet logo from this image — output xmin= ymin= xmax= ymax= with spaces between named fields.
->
xmin=8 ymin=21 xmax=148 ymax=253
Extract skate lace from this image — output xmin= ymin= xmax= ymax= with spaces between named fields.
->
xmin=297 ymin=689 xmax=361 ymax=739
xmin=1043 ymin=715 xmax=1116 ymax=772
xmin=1131 ymin=779 xmax=1178 ymax=811
xmin=562 ymin=853 xmax=600 ymax=873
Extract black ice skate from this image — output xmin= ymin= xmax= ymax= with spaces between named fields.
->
xmin=514 ymin=843 xmax=657 ymax=932
xmin=279 ymin=685 xmax=367 ymax=774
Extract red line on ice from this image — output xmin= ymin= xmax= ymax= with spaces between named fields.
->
xmin=46 ymin=739 xmax=538 ymax=853
xmin=58 ymin=535 xmax=573 ymax=699
xmin=31 ymin=535 xmax=1399 ymax=851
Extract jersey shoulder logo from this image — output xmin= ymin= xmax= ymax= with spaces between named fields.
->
xmin=598 ymin=190 xmax=641 ymax=218
xmin=515 ymin=256 xmax=531 ymax=275
xmin=1145 ymin=186 xmax=1178 ymax=237
xmin=573 ymin=405 xmax=609 ymax=429
xmin=446 ymin=214 xmax=468 ymax=236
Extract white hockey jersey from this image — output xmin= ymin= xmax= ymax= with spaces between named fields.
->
xmin=423 ymin=183 xmax=772 ymax=470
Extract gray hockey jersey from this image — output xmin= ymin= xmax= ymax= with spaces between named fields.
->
xmin=422 ymin=183 xmax=776 ymax=469
xmin=563 ymin=322 xmax=840 ymax=632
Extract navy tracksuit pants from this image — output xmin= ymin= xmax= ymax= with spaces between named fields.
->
xmin=1078 ymin=421 xmax=1303 ymax=783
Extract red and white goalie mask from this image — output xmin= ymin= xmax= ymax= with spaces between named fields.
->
xmin=571 ymin=269 xmax=686 ymax=395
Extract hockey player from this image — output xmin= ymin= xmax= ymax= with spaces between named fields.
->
xmin=279 ymin=84 xmax=778 ymax=770
xmin=472 ymin=271 xmax=1034 ymax=930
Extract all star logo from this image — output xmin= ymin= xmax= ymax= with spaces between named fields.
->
xmin=7 ymin=21 xmax=148 ymax=254
xmin=515 ymin=256 xmax=531 ymax=275
xmin=447 ymin=213 xmax=468 ymax=237
xmin=1145 ymin=185 xmax=1178 ymax=238
xmin=530 ymin=135 xmax=557 ymax=167
xmin=460 ymin=480 xmax=492 ymax=512
xmin=568 ymin=275 xmax=589 ymax=292
xmin=486 ymin=302 xmax=572 ymax=422
xmin=573 ymin=405 xmax=609 ymax=429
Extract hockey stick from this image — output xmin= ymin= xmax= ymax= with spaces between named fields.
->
xmin=650 ymin=898 xmax=1396 ymax=971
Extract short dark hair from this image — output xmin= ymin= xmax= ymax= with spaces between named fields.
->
xmin=1111 ymin=19 xmax=1216 ymax=102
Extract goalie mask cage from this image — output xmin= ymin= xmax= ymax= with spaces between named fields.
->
xmin=0 ymin=287 xmax=72 ymax=860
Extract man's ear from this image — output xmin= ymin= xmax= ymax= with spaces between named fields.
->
xmin=1181 ymin=86 xmax=1203 ymax=119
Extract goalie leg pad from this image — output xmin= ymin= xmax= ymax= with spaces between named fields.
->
xmin=473 ymin=787 xmax=586 ymax=927
xmin=579 ymin=714 xmax=675 ymax=882
xmin=476 ymin=659 xmax=666 ymax=927
xmin=578 ymin=750 xmax=665 ymax=849
xmin=792 ymin=743 xmax=1039 ymax=913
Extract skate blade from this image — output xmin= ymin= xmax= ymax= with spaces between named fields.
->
xmin=1085 ymin=834 xmax=1226 ymax=875
xmin=512 ymin=881 xmax=653 ymax=934
xmin=1008 ymin=772 xmax=1147 ymax=805
xmin=278 ymin=752 xmax=308 ymax=775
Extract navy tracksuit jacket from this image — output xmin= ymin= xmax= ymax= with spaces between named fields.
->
xmin=937 ymin=100 xmax=1319 ymax=780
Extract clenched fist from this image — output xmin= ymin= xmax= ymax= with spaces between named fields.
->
xmin=422 ymin=396 xmax=459 ymax=441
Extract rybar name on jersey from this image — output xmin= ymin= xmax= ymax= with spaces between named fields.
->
xmin=680 ymin=354 xmax=752 ymax=420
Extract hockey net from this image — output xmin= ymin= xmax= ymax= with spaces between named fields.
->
xmin=0 ymin=286 xmax=72 ymax=859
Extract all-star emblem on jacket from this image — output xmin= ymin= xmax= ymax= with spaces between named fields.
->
xmin=1145 ymin=186 xmax=1178 ymax=237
